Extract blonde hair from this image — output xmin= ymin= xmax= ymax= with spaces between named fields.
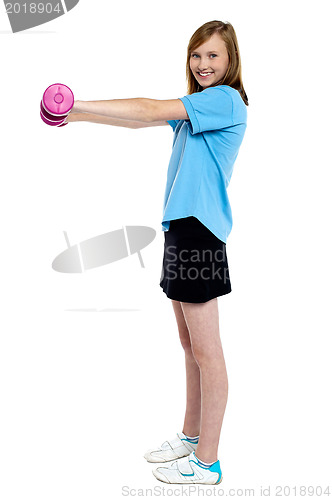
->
xmin=186 ymin=20 xmax=248 ymax=106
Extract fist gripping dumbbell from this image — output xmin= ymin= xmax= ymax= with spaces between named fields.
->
xmin=40 ymin=83 xmax=74 ymax=127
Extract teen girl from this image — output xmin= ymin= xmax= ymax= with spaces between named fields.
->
xmin=66 ymin=20 xmax=248 ymax=484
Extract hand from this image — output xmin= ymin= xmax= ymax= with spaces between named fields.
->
xmin=71 ymin=100 xmax=83 ymax=113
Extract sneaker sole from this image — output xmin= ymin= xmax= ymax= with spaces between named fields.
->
xmin=152 ymin=470 xmax=223 ymax=485
xmin=144 ymin=451 xmax=191 ymax=463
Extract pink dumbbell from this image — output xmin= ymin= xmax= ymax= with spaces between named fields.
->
xmin=40 ymin=100 xmax=69 ymax=126
xmin=40 ymin=83 xmax=74 ymax=127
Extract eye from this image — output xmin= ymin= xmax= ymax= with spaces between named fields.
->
xmin=210 ymin=54 xmax=217 ymax=58
xmin=191 ymin=53 xmax=199 ymax=58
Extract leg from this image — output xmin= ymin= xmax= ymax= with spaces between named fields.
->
xmin=180 ymin=298 xmax=228 ymax=463
xmin=171 ymin=299 xmax=201 ymax=437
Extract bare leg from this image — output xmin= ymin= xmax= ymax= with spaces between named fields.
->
xmin=171 ymin=299 xmax=201 ymax=436
xmin=180 ymin=298 xmax=228 ymax=463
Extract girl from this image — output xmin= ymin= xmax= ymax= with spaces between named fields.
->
xmin=66 ymin=20 xmax=248 ymax=485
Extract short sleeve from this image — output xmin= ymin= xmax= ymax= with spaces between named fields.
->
xmin=167 ymin=120 xmax=179 ymax=131
xmin=179 ymin=87 xmax=234 ymax=134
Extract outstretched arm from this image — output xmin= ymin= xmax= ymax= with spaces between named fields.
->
xmin=72 ymin=97 xmax=188 ymax=123
xmin=66 ymin=112 xmax=169 ymax=129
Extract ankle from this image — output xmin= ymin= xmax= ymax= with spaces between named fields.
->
xmin=182 ymin=429 xmax=200 ymax=438
xmin=195 ymin=449 xmax=217 ymax=464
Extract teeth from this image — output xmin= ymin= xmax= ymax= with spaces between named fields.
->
xmin=199 ymin=72 xmax=212 ymax=76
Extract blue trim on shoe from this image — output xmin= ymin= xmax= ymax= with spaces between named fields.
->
xmin=180 ymin=470 xmax=195 ymax=477
xmin=192 ymin=451 xmax=222 ymax=483
xmin=181 ymin=437 xmax=199 ymax=444
xmin=209 ymin=462 xmax=222 ymax=483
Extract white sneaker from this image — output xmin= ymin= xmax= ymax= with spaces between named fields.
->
xmin=144 ymin=432 xmax=199 ymax=463
xmin=153 ymin=451 xmax=222 ymax=485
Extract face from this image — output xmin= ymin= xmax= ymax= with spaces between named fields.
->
xmin=189 ymin=33 xmax=229 ymax=88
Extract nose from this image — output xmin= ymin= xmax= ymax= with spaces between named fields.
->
xmin=197 ymin=57 xmax=210 ymax=71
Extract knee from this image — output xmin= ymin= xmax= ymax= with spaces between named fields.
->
xmin=180 ymin=337 xmax=194 ymax=355
xmin=191 ymin=344 xmax=224 ymax=368
xmin=178 ymin=329 xmax=194 ymax=355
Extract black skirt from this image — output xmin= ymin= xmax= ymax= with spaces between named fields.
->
xmin=160 ymin=216 xmax=232 ymax=303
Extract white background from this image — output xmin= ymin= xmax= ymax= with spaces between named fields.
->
xmin=1 ymin=1 xmax=331 ymax=499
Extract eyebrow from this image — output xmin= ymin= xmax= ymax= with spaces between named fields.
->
xmin=191 ymin=50 xmax=220 ymax=54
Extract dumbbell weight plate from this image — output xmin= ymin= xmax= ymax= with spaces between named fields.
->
xmin=42 ymin=83 xmax=74 ymax=116
xmin=40 ymin=101 xmax=67 ymax=123
xmin=40 ymin=111 xmax=67 ymax=127
xmin=40 ymin=103 xmax=67 ymax=126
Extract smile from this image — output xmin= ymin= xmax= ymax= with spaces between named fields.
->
xmin=198 ymin=72 xmax=213 ymax=78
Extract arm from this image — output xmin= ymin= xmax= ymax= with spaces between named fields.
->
xmin=66 ymin=112 xmax=168 ymax=129
xmin=72 ymin=97 xmax=188 ymax=123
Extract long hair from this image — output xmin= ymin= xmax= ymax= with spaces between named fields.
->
xmin=186 ymin=20 xmax=248 ymax=106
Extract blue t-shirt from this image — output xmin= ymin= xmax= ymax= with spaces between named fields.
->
xmin=161 ymin=85 xmax=247 ymax=243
